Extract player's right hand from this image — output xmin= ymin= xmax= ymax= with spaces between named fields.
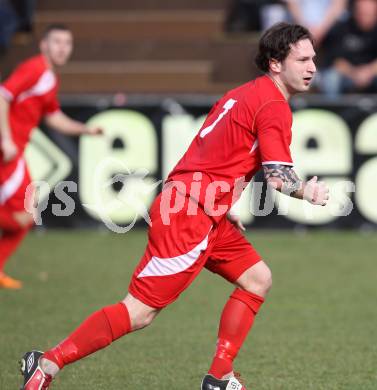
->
xmin=1 ymin=137 xmax=18 ymax=162
xmin=304 ymin=176 xmax=329 ymax=206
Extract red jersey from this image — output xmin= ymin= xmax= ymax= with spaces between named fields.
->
xmin=0 ymin=54 xmax=60 ymax=156
xmin=167 ymin=75 xmax=293 ymax=221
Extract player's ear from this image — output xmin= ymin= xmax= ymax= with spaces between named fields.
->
xmin=269 ymin=59 xmax=281 ymax=73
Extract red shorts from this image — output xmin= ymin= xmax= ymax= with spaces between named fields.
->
xmin=129 ymin=190 xmax=261 ymax=308
xmin=0 ymin=156 xmax=31 ymax=212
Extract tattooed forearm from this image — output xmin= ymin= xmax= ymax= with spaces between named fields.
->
xmin=263 ymin=164 xmax=303 ymax=196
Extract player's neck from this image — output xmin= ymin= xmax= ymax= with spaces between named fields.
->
xmin=41 ymin=53 xmax=55 ymax=72
xmin=267 ymin=74 xmax=291 ymax=101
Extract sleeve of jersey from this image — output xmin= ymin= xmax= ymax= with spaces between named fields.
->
xmin=255 ymin=101 xmax=293 ymax=167
xmin=44 ymin=93 xmax=61 ymax=115
xmin=0 ymin=61 xmax=42 ymax=102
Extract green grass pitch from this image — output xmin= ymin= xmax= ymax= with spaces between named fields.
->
xmin=1 ymin=229 xmax=377 ymax=389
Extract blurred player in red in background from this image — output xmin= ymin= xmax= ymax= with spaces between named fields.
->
xmin=0 ymin=24 xmax=102 ymax=289
xmin=20 ymin=23 xmax=329 ymax=390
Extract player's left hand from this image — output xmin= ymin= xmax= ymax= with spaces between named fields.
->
xmin=304 ymin=176 xmax=330 ymax=206
xmin=227 ymin=212 xmax=246 ymax=231
xmin=85 ymin=126 xmax=103 ymax=136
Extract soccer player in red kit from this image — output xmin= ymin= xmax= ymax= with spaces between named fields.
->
xmin=0 ymin=24 xmax=101 ymax=289
xmin=20 ymin=23 xmax=329 ymax=389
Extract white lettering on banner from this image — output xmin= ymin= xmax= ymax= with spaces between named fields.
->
xmin=80 ymin=109 xmax=158 ymax=225
xmin=162 ymin=114 xmax=206 ymax=180
xmin=22 ymin=107 xmax=377 ymax=227
xmin=355 ymin=113 xmax=377 ymax=223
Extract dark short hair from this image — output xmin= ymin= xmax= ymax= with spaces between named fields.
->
xmin=42 ymin=24 xmax=71 ymax=39
xmin=255 ymin=23 xmax=313 ymax=73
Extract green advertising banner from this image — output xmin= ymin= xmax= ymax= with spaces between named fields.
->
xmin=26 ymin=95 xmax=377 ymax=230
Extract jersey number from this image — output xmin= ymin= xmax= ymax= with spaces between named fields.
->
xmin=199 ymin=98 xmax=237 ymax=138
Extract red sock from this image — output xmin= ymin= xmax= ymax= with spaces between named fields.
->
xmin=0 ymin=228 xmax=29 ymax=273
xmin=43 ymin=302 xmax=131 ymax=369
xmin=208 ymin=288 xmax=264 ymax=379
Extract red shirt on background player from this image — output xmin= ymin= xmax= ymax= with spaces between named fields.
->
xmin=0 ymin=24 xmax=102 ymax=289
xmin=20 ymin=23 xmax=329 ymax=390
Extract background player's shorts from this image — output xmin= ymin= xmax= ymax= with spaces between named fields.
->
xmin=129 ymin=189 xmax=261 ymax=308
xmin=0 ymin=156 xmax=32 ymax=212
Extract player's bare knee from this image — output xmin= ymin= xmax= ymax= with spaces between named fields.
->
xmin=122 ymin=294 xmax=160 ymax=331
xmin=245 ymin=274 xmax=272 ymax=296
xmin=258 ymin=267 xmax=272 ymax=294
xmin=236 ymin=261 xmax=272 ymax=297
xmin=139 ymin=312 xmax=156 ymax=330
xmin=131 ymin=310 xmax=156 ymax=331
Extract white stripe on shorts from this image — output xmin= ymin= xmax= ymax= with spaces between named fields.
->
xmin=0 ymin=158 xmax=26 ymax=205
xmin=137 ymin=229 xmax=211 ymax=278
